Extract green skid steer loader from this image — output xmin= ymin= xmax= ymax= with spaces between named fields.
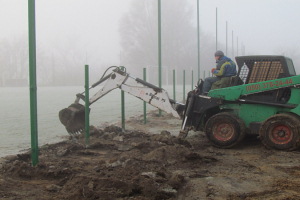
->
xmin=59 ymin=55 xmax=300 ymax=151
xmin=181 ymin=55 xmax=300 ymax=150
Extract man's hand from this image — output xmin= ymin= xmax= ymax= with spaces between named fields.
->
xmin=211 ymin=68 xmax=216 ymax=74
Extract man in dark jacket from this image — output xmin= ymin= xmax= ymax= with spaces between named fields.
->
xmin=202 ymin=50 xmax=237 ymax=93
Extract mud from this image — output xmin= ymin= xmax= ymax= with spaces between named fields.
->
xmin=0 ymin=112 xmax=300 ymax=200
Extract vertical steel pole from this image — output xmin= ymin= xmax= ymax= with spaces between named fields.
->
xmin=226 ymin=21 xmax=228 ymax=55
xmin=203 ymin=70 xmax=206 ymax=79
xmin=120 ymin=66 xmax=125 ymax=131
xmin=84 ymin=65 xmax=90 ymax=146
xmin=28 ymin=0 xmax=38 ymax=166
xmin=232 ymin=30 xmax=234 ymax=58
xmin=183 ymin=70 xmax=186 ymax=101
xmin=237 ymin=36 xmax=239 ymax=56
xmin=216 ymin=7 xmax=218 ymax=51
xmin=143 ymin=68 xmax=147 ymax=124
xmin=191 ymin=70 xmax=194 ymax=91
xmin=120 ymin=66 xmax=125 ymax=130
xmin=121 ymin=91 xmax=125 ymax=130
xmin=173 ymin=69 xmax=176 ymax=101
xmin=197 ymin=0 xmax=200 ymax=80
xmin=158 ymin=0 xmax=162 ymax=116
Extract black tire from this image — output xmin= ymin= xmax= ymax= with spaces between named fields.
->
xmin=205 ymin=112 xmax=246 ymax=148
xmin=259 ymin=113 xmax=300 ymax=151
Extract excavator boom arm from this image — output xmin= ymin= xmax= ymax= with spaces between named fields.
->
xmin=59 ymin=67 xmax=183 ymax=134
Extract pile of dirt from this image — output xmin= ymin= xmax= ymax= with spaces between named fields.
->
xmin=0 ymin=124 xmax=216 ymax=200
xmin=1 ymin=113 xmax=300 ymax=200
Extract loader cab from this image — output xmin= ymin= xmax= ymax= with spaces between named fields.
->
xmin=235 ymin=55 xmax=296 ymax=84
xmin=209 ymin=56 xmax=296 ymax=90
xmin=235 ymin=55 xmax=296 ymax=104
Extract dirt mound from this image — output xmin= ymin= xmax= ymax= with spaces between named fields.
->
xmin=0 ymin=125 xmax=217 ymax=200
xmin=1 ymin=114 xmax=300 ymax=200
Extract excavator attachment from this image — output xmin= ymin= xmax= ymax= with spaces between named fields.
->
xmin=59 ymin=103 xmax=87 ymax=134
xmin=59 ymin=66 xmax=184 ymax=134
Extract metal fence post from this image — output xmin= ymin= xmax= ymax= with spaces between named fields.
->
xmin=143 ymin=68 xmax=147 ymax=124
xmin=173 ymin=69 xmax=176 ymax=101
xmin=183 ymin=70 xmax=186 ymax=101
xmin=197 ymin=0 xmax=200 ymax=81
xmin=28 ymin=0 xmax=38 ymax=166
xmin=120 ymin=66 xmax=125 ymax=131
xmin=121 ymin=91 xmax=125 ymax=130
xmin=84 ymin=65 xmax=90 ymax=146
xmin=158 ymin=0 xmax=162 ymax=116
xmin=191 ymin=70 xmax=194 ymax=90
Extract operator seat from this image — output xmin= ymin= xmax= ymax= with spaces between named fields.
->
xmin=211 ymin=76 xmax=243 ymax=90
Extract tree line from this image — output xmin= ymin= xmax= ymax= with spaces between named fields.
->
xmin=2 ymin=0 xmax=297 ymax=87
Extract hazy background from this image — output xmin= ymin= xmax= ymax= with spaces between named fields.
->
xmin=1 ymin=0 xmax=300 ymax=86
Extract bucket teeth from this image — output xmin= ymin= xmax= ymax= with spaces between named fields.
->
xmin=68 ymin=128 xmax=84 ymax=136
xmin=68 ymin=127 xmax=84 ymax=134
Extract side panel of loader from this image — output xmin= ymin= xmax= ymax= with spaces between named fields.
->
xmin=220 ymin=103 xmax=285 ymax=129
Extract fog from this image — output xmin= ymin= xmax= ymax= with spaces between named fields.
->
xmin=0 ymin=0 xmax=300 ymax=86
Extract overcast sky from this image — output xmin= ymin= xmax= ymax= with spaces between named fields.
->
xmin=194 ymin=0 xmax=300 ymax=56
xmin=1 ymin=0 xmax=300 ymax=65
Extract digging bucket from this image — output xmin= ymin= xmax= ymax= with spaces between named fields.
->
xmin=59 ymin=103 xmax=88 ymax=134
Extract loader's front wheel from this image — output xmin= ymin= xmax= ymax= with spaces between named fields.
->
xmin=205 ymin=112 xmax=246 ymax=148
xmin=259 ymin=114 xmax=300 ymax=151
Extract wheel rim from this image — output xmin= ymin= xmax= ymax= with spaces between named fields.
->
xmin=212 ymin=122 xmax=235 ymax=141
xmin=270 ymin=124 xmax=293 ymax=145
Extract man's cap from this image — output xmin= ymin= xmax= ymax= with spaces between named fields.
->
xmin=214 ymin=50 xmax=224 ymax=57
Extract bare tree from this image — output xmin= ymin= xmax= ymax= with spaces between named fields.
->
xmin=0 ymin=35 xmax=87 ymax=86
xmin=119 ymin=0 xmax=217 ymax=81
xmin=0 ymin=37 xmax=29 ymax=86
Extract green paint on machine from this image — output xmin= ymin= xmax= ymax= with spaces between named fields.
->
xmin=182 ymin=55 xmax=300 ymax=151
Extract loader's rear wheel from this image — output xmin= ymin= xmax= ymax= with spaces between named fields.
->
xmin=205 ymin=112 xmax=246 ymax=148
xmin=259 ymin=114 xmax=300 ymax=151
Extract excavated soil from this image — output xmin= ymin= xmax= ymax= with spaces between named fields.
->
xmin=1 ymin=112 xmax=300 ymax=200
